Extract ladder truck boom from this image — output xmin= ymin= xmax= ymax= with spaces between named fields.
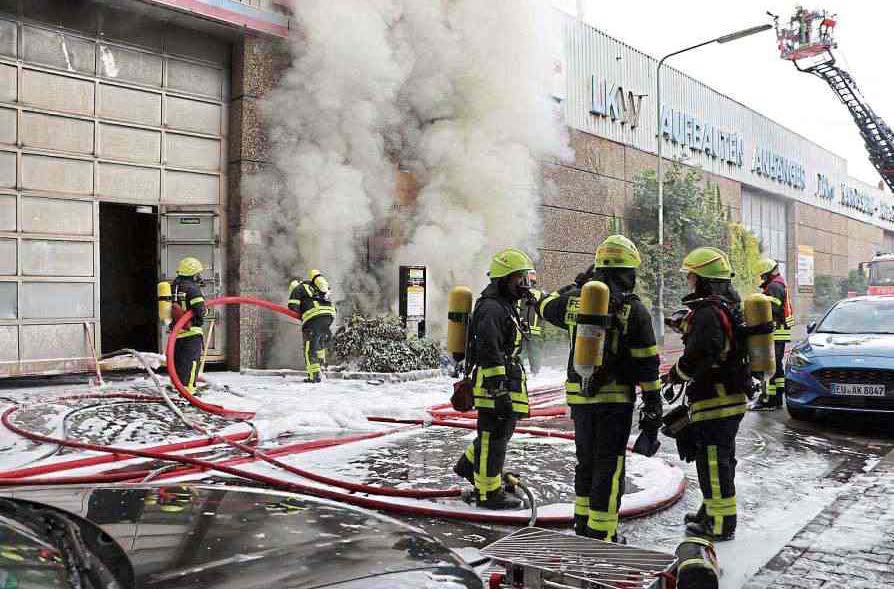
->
xmin=775 ymin=8 xmax=894 ymax=192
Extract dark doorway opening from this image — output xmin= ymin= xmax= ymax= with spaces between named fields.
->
xmin=100 ymin=203 xmax=158 ymax=354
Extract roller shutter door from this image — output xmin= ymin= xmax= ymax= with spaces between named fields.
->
xmin=0 ymin=4 xmax=229 ymax=376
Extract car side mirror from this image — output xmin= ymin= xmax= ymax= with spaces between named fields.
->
xmin=807 ymin=321 xmax=817 ymax=334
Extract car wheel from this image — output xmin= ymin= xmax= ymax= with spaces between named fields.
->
xmin=786 ymin=401 xmax=814 ymax=422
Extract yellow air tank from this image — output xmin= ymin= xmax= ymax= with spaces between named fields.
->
xmin=573 ymin=281 xmax=610 ymax=381
xmin=158 ymin=281 xmax=172 ymax=322
xmin=447 ymin=286 xmax=474 ymax=361
xmin=744 ymin=293 xmax=775 ymax=373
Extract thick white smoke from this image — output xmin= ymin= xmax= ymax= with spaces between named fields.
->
xmin=255 ymin=0 xmax=571 ymax=365
xmin=393 ymin=0 xmax=572 ymax=320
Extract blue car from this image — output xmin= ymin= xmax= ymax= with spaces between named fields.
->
xmin=785 ymin=296 xmax=894 ymax=421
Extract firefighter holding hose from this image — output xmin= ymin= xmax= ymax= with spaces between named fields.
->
xmin=453 ymin=248 xmax=535 ymax=510
xmin=535 ymin=235 xmax=661 ymax=542
xmin=167 ymin=257 xmax=207 ymax=393
xmin=288 ymin=269 xmax=337 ymax=383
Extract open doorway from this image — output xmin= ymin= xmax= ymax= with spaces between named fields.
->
xmin=99 ymin=203 xmax=159 ymax=354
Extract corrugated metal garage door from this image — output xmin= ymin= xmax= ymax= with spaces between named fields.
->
xmin=0 ymin=3 xmax=228 ymax=376
xmin=742 ymin=187 xmax=788 ymax=278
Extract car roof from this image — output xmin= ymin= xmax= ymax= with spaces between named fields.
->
xmin=835 ymin=295 xmax=894 ymax=303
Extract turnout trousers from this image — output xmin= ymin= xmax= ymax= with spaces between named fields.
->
xmin=302 ymin=316 xmax=333 ymax=379
xmin=570 ymin=403 xmax=634 ymax=542
xmin=766 ymin=341 xmax=786 ymax=406
xmin=454 ymin=407 xmax=518 ymax=502
xmin=692 ymin=414 xmax=743 ymax=537
xmin=174 ymin=334 xmax=203 ymax=393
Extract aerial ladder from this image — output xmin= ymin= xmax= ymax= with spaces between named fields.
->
xmin=774 ymin=8 xmax=894 ymax=192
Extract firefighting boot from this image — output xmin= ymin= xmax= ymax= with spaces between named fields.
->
xmin=584 ymin=526 xmax=627 ymax=544
xmin=573 ymin=516 xmax=588 ymax=537
xmin=684 ymin=504 xmax=707 ymax=525
xmin=748 ymin=397 xmax=776 ymax=411
xmin=476 ymin=490 xmax=522 ymax=510
xmin=686 ymin=518 xmax=735 ymax=542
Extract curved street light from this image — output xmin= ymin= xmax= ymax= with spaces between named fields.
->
xmin=654 ymin=23 xmax=773 ymax=342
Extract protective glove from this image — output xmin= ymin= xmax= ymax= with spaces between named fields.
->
xmin=639 ymin=391 xmax=663 ymax=432
xmin=663 ymin=364 xmax=684 ymax=386
xmin=574 ymin=264 xmax=596 ymax=287
xmin=633 ymin=391 xmax=663 ymax=457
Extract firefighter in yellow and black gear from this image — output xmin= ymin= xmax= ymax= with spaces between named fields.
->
xmin=536 ymin=235 xmax=661 ymax=542
xmin=170 ymin=257 xmax=206 ymax=393
xmin=667 ymin=247 xmax=747 ymax=541
xmin=751 ymin=258 xmax=794 ymax=411
xmin=518 ymin=270 xmax=544 ymax=375
xmin=288 ymin=269 xmax=336 ymax=384
xmin=453 ymin=248 xmax=534 ymax=510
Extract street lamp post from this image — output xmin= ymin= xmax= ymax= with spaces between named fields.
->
xmin=654 ymin=24 xmax=772 ymax=343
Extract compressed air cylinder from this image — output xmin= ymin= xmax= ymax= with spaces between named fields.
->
xmin=674 ymin=537 xmax=719 ymax=589
xmin=447 ymin=286 xmax=474 ymax=361
xmin=573 ymin=280 xmax=610 ymax=379
xmin=158 ymin=281 xmax=172 ymax=322
xmin=744 ymin=293 xmax=775 ymax=373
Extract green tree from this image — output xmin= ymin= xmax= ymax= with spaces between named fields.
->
xmin=627 ymin=161 xmax=761 ymax=311
xmin=728 ymin=223 xmax=763 ymax=296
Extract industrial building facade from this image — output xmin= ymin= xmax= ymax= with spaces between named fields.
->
xmin=0 ymin=1 xmax=890 ymax=376
xmin=542 ymin=13 xmax=894 ymax=325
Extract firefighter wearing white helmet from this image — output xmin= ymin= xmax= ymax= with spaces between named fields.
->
xmin=534 ymin=235 xmax=660 ymax=542
xmin=453 ymin=248 xmax=535 ymax=510
xmin=751 ymin=258 xmax=794 ymax=411
xmin=170 ymin=257 xmax=206 ymax=393
xmin=288 ymin=269 xmax=336 ymax=383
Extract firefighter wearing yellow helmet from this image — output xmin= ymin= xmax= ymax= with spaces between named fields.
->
xmin=170 ymin=257 xmax=206 ymax=393
xmin=667 ymin=246 xmax=747 ymax=541
xmin=453 ymin=248 xmax=535 ymax=510
xmin=534 ymin=235 xmax=660 ymax=542
xmin=751 ymin=258 xmax=794 ymax=411
xmin=288 ymin=269 xmax=336 ymax=383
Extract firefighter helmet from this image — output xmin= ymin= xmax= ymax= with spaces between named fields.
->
xmin=595 ymin=235 xmax=642 ymax=269
xmin=176 ymin=257 xmax=204 ymax=277
xmin=757 ymin=258 xmax=779 ymax=276
xmin=489 ymin=248 xmax=534 ymax=279
xmin=681 ymin=247 xmax=733 ymax=280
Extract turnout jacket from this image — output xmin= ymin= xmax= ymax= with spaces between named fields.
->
xmin=171 ymin=277 xmax=205 ymax=338
xmin=288 ymin=279 xmax=336 ymax=325
xmin=672 ymin=294 xmax=749 ymax=423
xmin=761 ymin=274 xmax=794 ymax=342
xmin=537 ymin=283 xmax=660 ymax=405
xmin=468 ymin=283 xmax=529 ymax=416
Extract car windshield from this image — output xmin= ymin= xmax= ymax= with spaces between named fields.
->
xmin=870 ymin=260 xmax=894 ymax=285
xmin=818 ymin=299 xmax=894 ymax=334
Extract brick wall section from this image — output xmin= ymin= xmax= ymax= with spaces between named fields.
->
xmin=227 ymin=35 xmax=289 ymax=369
xmin=538 ymin=129 xmax=742 ymax=291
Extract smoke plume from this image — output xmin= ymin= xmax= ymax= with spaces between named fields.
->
xmin=254 ymin=0 xmax=571 ymax=365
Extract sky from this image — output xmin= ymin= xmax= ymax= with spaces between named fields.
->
xmin=551 ymin=0 xmax=894 ymax=186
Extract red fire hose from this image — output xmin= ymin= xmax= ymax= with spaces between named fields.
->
xmin=166 ymin=296 xmax=300 ymax=420
xmin=0 ymin=296 xmax=685 ymax=526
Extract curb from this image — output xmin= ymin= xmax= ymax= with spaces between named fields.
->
xmin=240 ymin=367 xmax=445 ymax=383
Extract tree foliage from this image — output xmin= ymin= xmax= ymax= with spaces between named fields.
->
xmin=627 ymin=161 xmax=763 ymax=309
